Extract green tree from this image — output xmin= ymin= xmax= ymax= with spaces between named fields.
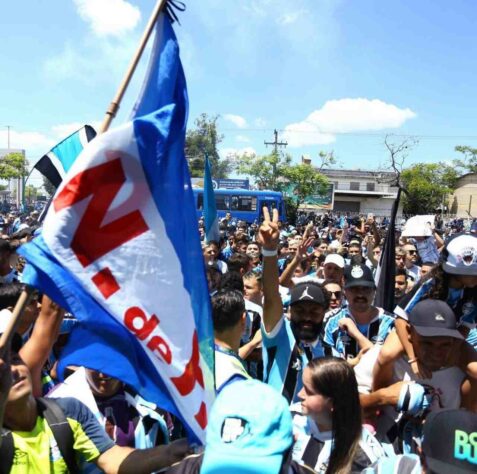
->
xmin=453 ymin=145 xmax=477 ymax=173
xmin=42 ymin=176 xmax=56 ymax=197
xmin=185 ymin=113 xmax=231 ymax=178
xmin=24 ymin=184 xmax=39 ymax=203
xmin=235 ymin=151 xmax=292 ymax=190
xmin=0 ymin=152 xmax=28 ymax=180
xmin=281 ymin=163 xmax=329 ymax=221
xmin=400 ymin=163 xmax=459 ymax=215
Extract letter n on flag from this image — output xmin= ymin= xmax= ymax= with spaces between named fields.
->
xmin=18 ymin=10 xmax=214 ymax=443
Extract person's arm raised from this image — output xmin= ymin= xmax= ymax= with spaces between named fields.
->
xmin=279 ymin=237 xmax=314 ymax=289
xmin=20 ymin=295 xmax=65 ymax=397
xmin=257 ymin=208 xmax=283 ymax=333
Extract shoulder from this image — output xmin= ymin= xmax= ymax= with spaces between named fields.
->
xmin=50 ymin=396 xmax=93 ymax=420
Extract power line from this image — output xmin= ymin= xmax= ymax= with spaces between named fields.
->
xmin=221 ymin=127 xmax=477 ymax=140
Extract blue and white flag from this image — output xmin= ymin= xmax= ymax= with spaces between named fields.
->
xmin=204 ymin=155 xmax=219 ymax=243
xmin=34 ymin=125 xmax=96 ymax=188
xmin=19 ymin=11 xmax=214 ymax=443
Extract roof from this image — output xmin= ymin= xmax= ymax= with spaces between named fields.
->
xmin=320 ymin=168 xmax=398 ymax=179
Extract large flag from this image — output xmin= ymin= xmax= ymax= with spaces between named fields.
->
xmin=34 ymin=126 xmax=96 ymax=188
xmin=203 ymin=155 xmax=219 ymax=243
xmin=374 ymin=188 xmax=402 ymax=312
xmin=19 ymin=10 xmax=214 ymax=443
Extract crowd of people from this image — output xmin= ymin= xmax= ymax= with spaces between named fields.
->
xmin=0 ymin=206 xmax=476 ymax=473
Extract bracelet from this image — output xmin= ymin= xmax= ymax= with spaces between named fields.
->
xmin=407 ymin=357 xmax=419 ymax=364
xmin=261 ymin=248 xmax=278 ymax=257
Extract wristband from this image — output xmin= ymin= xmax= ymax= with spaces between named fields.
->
xmin=261 ymin=248 xmax=278 ymax=257
xmin=407 ymin=357 xmax=419 ymax=364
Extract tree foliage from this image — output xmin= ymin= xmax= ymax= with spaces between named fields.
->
xmin=42 ymin=176 xmax=56 ymax=197
xmin=281 ymin=163 xmax=329 ymax=220
xmin=400 ymin=163 xmax=459 ymax=215
xmin=0 ymin=152 xmax=28 ymax=180
xmin=453 ymin=145 xmax=477 ymax=174
xmin=236 ymin=151 xmax=292 ymax=190
xmin=185 ymin=113 xmax=231 ymax=178
xmin=24 ymin=184 xmax=40 ymax=202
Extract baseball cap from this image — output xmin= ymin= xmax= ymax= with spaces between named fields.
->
xmin=290 ymin=282 xmax=327 ymax=306
xmin=0 ymin=309 xmax=23 ymax=352
xmin=442 ymin=234 xmax=477 ymax=276
xmin=201 ymin=379 xmax=293 ymax=474
xmin=324 ymin=253 xmax=345 ymax=269
xmin=423 ymin=409 xmax=477 ymax=474
xmin=408 ymin=299 xmax=464 ymax=339
xmin=344 ymin=264 xmax=376 ymax=289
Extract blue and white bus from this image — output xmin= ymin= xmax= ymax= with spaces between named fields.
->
xmin=193 ymin=188 xmax=286 ymax=223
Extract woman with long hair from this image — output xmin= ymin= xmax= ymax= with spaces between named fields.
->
xmin=293 ymin=357 xmax=389 ymax=473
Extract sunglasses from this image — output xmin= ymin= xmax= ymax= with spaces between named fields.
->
xmin=407 ymin=250 xmax=417 ymax=255
xmin=327 ymin=290 xmax=342 ymax=299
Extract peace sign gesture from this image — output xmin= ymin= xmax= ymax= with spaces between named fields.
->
xmin=257 ymin=207 xmax=280 ymax=250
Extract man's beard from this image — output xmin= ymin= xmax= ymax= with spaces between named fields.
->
xmin=291 ymin=320 xmax=323 ymax=343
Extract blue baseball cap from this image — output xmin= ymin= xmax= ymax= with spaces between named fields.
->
xmin=200 ymin=380 xmax=293 ymax=474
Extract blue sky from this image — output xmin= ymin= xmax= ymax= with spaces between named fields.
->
xmin=1 ymin=0 xmax=477 ymax=188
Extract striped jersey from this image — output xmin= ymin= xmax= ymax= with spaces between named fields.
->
xmin=323 ymin=307 xmax=395 ymax=358
xmin=262 ymin=317 xmax=325 ymax=404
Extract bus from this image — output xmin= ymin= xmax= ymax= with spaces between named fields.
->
xmin=193 ymin=188 xmax=286 ymax=223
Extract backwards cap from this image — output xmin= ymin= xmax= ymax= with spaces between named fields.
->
xmin=441 ymin=233 xmax=477 ymax=276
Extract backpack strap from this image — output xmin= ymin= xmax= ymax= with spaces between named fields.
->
xmin=0 ymin=429 xmax=14 ymax=474
xmin=37 ymin=397 xmax=79 ymax=474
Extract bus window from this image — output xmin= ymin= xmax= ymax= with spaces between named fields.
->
xmin=197 ymin=193 xmax=204 ymax=210
xmin=230 ymin=195 xmax=256 ymax=211
xmin=260 ymin=199 xmax=278 ymax=218
xmin=215 ymin=195 xmax=230 ymax=210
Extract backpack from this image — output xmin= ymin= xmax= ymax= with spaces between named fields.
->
xmin=0 ymin=397 xmax=79 ymax=474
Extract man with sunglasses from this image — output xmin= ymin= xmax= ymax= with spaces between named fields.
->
xmin=403 ymin=244 xmax=421 ymax=283
xmin=323 ymin=263 xmax=395 ymax=361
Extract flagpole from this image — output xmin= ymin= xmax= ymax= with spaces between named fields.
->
xmin=99 ymin=0 xmax=168 ymax=133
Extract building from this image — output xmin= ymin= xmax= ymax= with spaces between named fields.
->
xmin=449 ymin=173 xmax=477 ymax=217
xmin=320 ymin=168 xmax=402 ymax=217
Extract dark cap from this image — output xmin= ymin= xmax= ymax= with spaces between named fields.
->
xmin=409 ymin=299 xmax=464 ymax=339
xmin=344 ymin=264 xmax=376 ymax=289
xmin=290 ymin=283 xmax=326 ymax=306
xmin=423 ymin=409 xmax=477 ymax=474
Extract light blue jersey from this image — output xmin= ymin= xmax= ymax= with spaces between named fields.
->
xmin=323 ymin=307 xmax=395 ymax=359
xmin=262 ymin=317 xmax=325 ymax=404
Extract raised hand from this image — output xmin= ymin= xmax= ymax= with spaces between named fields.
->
xmin=296 ymin=237 xmax=314 ymax=262
xmin=257 ymin=207 xmax=280 ymax=251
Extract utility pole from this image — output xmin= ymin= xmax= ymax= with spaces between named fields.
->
xmin=264 ymin=129 xmax=288 ymax=188
xmin=264 ymin=129 xmax=287 ymax=155
xmin=5 ymin=125 xmax=12 ymax=149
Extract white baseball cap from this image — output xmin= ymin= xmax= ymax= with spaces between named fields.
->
xmin=442 ymin=234 xmax=477 ymax=276
xmin=324 ymin=254 xmax=345 ymax=269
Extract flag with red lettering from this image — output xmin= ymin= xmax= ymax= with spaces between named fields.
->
xmin=18 ymin=10 xmax=214 ymax=443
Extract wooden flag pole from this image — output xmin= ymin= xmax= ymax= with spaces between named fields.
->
xmin=99 ymin=0 xmax=168 ymax=133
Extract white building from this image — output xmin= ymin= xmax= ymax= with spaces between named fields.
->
xmin=320 ymin=168 xmax=402 ymax=217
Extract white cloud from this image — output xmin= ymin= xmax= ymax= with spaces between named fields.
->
xmin=0 ymin=130 xmax=55 ymax=155
xmin=73 ymin=0 xmax=141 ymax=37
xmin=51 ymin=121 xmax=102 ymax=139
xmin=235 ymin=135 xmax=251 ymax=143
xmin=277 ymin=9 xmax=307 ymax=25
xmin=284 ymin=98 xmax=416 ymax=147
xmin=254 ymin=117 xmax=268 ymax=128
xmin=223 ymin=114 xmax=248 ymax=129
